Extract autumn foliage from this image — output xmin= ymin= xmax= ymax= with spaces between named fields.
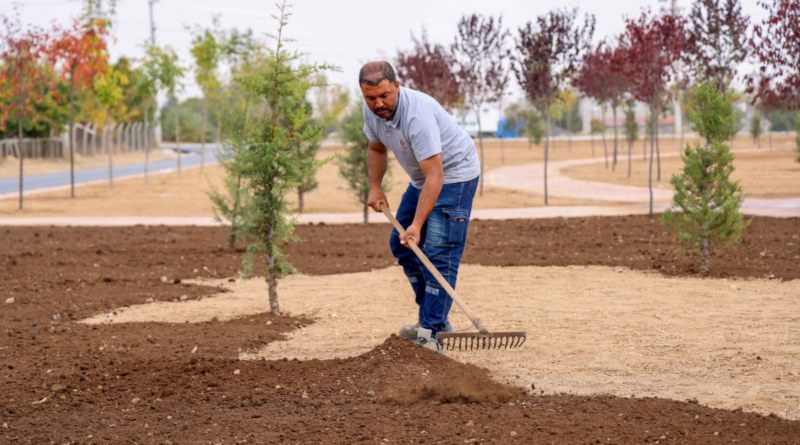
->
xmin=749 ymin=0 xmax=800 ymax=109
xmin=395 ymin=30 xmax=461 ymax=110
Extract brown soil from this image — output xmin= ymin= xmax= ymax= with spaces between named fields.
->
xmin=2 ymin=217 xmax=800 ymax=443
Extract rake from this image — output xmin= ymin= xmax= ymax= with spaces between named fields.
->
xmin=381 ymin=204 xmax=526 ymax=351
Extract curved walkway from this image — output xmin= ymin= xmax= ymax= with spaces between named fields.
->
xmin=1 ymin=153 xmax=798 ymax=226
xmin=486 ymin=156 xmax=800 ymax=218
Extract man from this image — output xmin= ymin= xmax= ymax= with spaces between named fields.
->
xmin=359 ymin=61 xmax=480 ymax=349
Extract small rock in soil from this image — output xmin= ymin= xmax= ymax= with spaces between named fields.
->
xmin=5 ymin=297 xmax=14 ymax=304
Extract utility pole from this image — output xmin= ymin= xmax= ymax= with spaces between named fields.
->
xmin=659 ymin=0 xmax=683 ymax=144
xmin=148 ymin=0 xmax=158 ymax=46
xmin=148 ymin=0 xmax=161 ymax=150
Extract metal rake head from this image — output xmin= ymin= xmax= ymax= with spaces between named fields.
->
xmin=435 ymin=331 xmax=527 ymax=351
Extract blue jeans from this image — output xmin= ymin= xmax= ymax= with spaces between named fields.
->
xmin=389 ymin=176 xmax=479 ymax=336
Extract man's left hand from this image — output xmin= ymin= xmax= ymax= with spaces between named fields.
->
xmin=400 ymin=223 xmax=422 ymax=247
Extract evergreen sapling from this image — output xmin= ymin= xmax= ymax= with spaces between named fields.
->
xmin=662 ymin=82 xmax=749 ymax=274
xmin=337 ymin=103 xmax=391 ymax=223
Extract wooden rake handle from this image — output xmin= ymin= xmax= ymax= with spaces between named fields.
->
xmin=380 ymin=203 xmax=489 ymax=334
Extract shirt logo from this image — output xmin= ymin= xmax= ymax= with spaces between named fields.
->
xmin=399 ymin=139 xmax=408 ymax=150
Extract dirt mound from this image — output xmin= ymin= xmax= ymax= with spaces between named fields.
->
xmin=346 ymin=335 xmax=522 ymax=404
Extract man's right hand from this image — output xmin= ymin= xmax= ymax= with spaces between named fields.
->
xmin=367 ymin=188 xmax=388 ymax=212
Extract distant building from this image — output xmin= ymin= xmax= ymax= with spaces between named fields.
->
xmin=457 ymin=107 xmax=500 ymax=138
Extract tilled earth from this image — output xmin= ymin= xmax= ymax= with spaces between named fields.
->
xmin=2 ymin=216 xmax=800 ymax=444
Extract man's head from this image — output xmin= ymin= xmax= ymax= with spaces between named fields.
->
xmin=359 ymin=61 xmax=400 ymax=121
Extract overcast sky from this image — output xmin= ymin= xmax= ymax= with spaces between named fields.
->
xmin=2 ymin=0 xmax=768 ymax=101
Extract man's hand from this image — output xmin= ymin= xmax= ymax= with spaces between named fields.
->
xmin=400 ymin=223 xmax=422 ymax=247
xmin=367 ymin=188 xmax=388 ymax=212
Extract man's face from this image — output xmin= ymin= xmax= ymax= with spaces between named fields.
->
xmin=360 ymin=79 xmax=400 ymax=120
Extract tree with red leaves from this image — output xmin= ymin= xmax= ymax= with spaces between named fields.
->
xmin=395 ymin=30 xmax=460 ymax=110
xmin=685 ymin=0 xmax=750 ymax=92
xmin=619 ymin=11 xmax=687 ymax=215
xmin=512 ymin=7 xmax=595 ymax=205
xmin=749 ymin=0 xmax=800 ymax=112
xmin=748 ymin=0 xmax=800 ymax=160
xmin=0 ymin=9 xmax=51 ymax=210
xmin=50 ymin=17 xmax=109 ymax=198
xmin=575 ymin=42 xmax=630 ymax=172
xmin=452 ymin=14 xmax=509 ymax=196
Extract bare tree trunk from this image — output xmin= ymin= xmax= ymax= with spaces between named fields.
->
xmin=679 ymin=102 xmax=685 ymax=150
xmin=627 ymin=140 xmax=632 ymax=178
xmin=544 ymin=103 xmax=550 ymax=206
xmin=648 ymin=103 xmax=656 ymax=217
xmin=297 ymin=189 xmax=305 ymax=213
xmin=174 ymin=100 xmax=181 ymax=175
xmin=768 ymin=128 xmax=772 ymax=151
xmin=590 ymin=109 xmax=595 ymax=156
xmin=642 ymin=107 xmax=648 ymax=161
xmin=477 ymin=111 xmax=484 ymax=197
xmin=68 ymin=69 xmax=76 ymax=198
xmin=201 ymin=97 xmax=207 ymax=171
xmin=500 ymin=134 xmax=505 ymax=164
xmin=144 ymin=105 xmax=150 ymax=183
xmin=656 ymin=117 xmax=662 ymax=182
xmin=107 ymin=111 xmax=113 ymax=189
xmin=601 ymin=106 xmax=608 ymax=168
xmin=567 ymin=111 xmax=572 ymax=152
xmin=612 ymin=105 xmax=619 ymax=172
xmin=700 ymin=234 xmax=709 ymax=274
xmin=267 ymin=224 xmax=280 ymax=315
xmin=17 ymin=94 xmax=24 ymax=211
xmin=228 ymin=173 xmax=243 ymax=251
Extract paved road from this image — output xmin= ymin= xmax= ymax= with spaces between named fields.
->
xmin=0 ymin=143 xmax=218 ymax=198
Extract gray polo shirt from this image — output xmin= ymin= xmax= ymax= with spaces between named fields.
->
xmin=362 ymin=87 xmax=480 ymax=188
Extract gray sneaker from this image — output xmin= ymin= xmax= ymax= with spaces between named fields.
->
xmin=399 ymin=321 xmax=453 ymax=340
xmin=398 ymin=322 xmax=420 ymax=340
xmin=415 ymin=327 xmax=445 ymax=354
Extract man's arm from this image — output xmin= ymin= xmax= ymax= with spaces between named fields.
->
xmin=367 ymin=141 xmax=389 ymax=212
xmin=401 ymin=153 xmax=443 ymax=246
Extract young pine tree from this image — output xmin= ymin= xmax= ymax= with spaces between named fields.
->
xmin=662 ymin=81 xmax=749 ymax=274
xmin=206 ymin=141 xmax=252 ymax=252
xmin=227 ymin=1 xmax=331 ymax=314
xmin=295 ymin=133 xmax=321 ymax=213
xmin=337 ymin=104 xmax=391 ymax=223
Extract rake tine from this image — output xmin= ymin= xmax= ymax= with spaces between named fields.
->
xmin=435 ymin=332 xmax=527 ymax=351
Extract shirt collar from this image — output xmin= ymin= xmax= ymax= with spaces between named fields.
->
xmin=383 ymin=87 xmax=403 ymax=129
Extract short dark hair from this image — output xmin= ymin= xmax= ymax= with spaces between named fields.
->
xmin=359 ymin=61 xmax=397 ymax=86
